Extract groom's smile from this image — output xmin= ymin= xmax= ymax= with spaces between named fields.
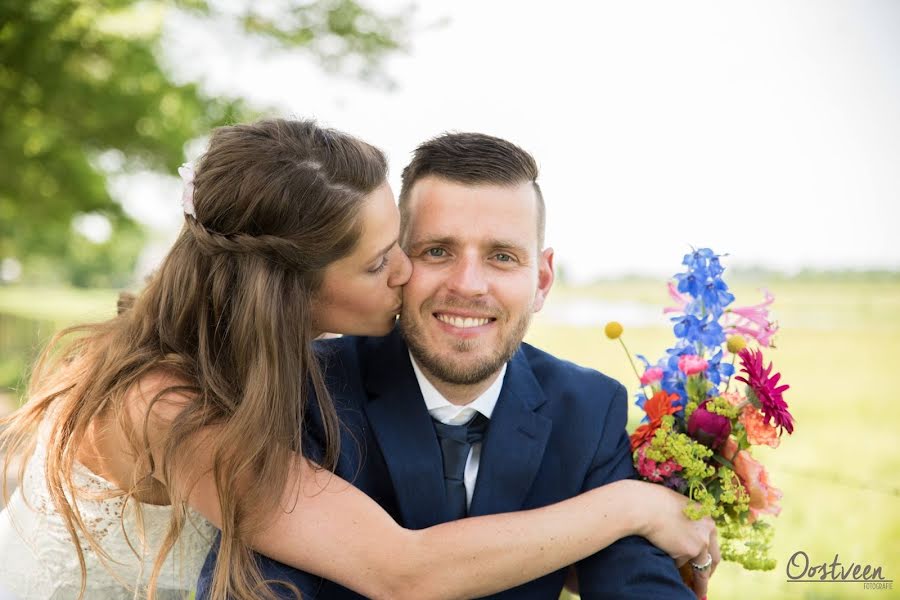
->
xmin=434 ymin=312 xmax=493 ymax=329
xmin=433 ymin=307 xmax=498 ymax=338
xmin=398 ymin=176 xmax=554 ymax=393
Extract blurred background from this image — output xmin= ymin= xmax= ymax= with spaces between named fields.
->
xmin=2 ymin=0 xmax=898 ymax=598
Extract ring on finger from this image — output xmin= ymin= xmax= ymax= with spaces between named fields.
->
xmin=690 ymin=553 xmax=713 ymax=572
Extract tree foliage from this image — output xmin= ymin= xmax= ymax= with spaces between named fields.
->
xmin=0 ymin=0 xmax=406 ymax=286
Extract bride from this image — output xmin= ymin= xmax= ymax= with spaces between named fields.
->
xmin=0 ymin=118 xmax=715 ymax=599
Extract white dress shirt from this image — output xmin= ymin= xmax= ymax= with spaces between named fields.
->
xmin=409 ymin=353 xmax=507 ymax=510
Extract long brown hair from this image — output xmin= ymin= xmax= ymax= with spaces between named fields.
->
xmin=0 ymin=118 xmax=388 ymax=599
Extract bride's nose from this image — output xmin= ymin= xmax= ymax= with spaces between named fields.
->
xmin=388 ymin=246 xmax=412 ymax=288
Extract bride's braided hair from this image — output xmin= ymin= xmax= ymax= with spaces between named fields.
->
xmin=185 ymin=220 xmax=318 ymax=270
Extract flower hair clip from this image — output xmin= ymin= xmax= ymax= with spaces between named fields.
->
xmin=177 ymin=163 xmax=196 ymax=218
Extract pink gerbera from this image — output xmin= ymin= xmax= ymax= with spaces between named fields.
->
xmin=735 ymin=348 xmax=794 ymax=435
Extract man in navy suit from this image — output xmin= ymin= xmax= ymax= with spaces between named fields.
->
xmin=199 ymin=133 xmax=712 ymax=598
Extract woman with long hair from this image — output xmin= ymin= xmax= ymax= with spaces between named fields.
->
xmin=0 ymin=118 xmax=715 ymax=599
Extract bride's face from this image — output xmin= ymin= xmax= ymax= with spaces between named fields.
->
xmin=311 ymin=183 xmax=412 ymax=337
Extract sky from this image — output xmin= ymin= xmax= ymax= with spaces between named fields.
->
xmin=119 ymin=0 xmax=900 ymax=282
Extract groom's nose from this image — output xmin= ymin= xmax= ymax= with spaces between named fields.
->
xmin=445 ymin=252 xmax=489 ymax=297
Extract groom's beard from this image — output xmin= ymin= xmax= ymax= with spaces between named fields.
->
xmin=398 ymin=301 xmax=531 ymax=386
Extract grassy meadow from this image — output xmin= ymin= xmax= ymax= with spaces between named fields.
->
xmin=2 ymin=277 xmax=899 ymax=599
xmin=0 ymin=286 xmax=122 ymax=398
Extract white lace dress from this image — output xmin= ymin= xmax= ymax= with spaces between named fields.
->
xmin=0 ymin=438 xmax=215 ymax=599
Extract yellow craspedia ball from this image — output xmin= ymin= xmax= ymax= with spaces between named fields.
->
xmin=726 ymin=335 xmax=747 ymax=353
xmin=604 ymin=321 xmax=623 ymax=340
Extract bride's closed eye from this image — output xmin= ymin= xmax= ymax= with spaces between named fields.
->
xmin=369 ymin=254 xmax=390 ymax=274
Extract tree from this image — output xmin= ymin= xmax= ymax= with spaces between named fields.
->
xmin=0 ymin=0 xmax=407 ymax=286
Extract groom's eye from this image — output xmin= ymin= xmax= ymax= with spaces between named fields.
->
xmin=494 ymin=253 xmax=514 ymax=262
xmin=426 ymin=248 xmax=446 ymax=257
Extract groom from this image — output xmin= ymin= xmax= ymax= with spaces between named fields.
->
xmin=200 ymin=133 xmax=698 ymax=598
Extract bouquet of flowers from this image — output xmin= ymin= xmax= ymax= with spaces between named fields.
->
xmin=604 ymin=248 xmax=793 ymax=570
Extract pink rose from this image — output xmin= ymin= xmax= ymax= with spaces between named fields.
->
xmin=732 ymin=450 xmax=782 ymax=522
xmin=678 ymin=354 xmax=708 ymax=376
xmin=640 ymin=367 xmax=665 ymax=385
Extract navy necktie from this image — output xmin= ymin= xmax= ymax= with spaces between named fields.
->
xmin=431 ymin=413 xmax=489 ymax=520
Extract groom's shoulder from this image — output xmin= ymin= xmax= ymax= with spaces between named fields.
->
xmin=314 ymin=335 xmax=357 ymax=361
xmin=313 ymin=335 xmax=367 ymax=378
xmin=313 ymin=334 xmax=397 ymax=376
xmin=519 ymin=342 xmax=625 ymax=399
xmin=314 ymin=333 xmax=393 ymax=358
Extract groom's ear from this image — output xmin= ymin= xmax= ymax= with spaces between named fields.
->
xmin=531 ymin=247 xmax=555 ymax=313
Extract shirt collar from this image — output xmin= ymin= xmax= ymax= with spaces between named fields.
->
xmin=409 ymin=351 xmax=507 ymax=425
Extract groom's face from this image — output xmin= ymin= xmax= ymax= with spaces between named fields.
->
xmin=399 ymin=176 xmax=554 ymax=386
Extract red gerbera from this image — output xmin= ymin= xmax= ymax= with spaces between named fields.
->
xmin=735 ymin=348 xmax=794 ymax=435
xmin=630 ymin=390 xmax=681 ymax=450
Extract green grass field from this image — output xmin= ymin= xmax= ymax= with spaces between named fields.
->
xmin=0 ymin=286 xmax=120 ymax=394
xmin=2 ymin=279 xmax=898 ymax=599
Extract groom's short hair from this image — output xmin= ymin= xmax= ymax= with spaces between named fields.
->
xmin=398 ymin=132 xmax=545 ymax=248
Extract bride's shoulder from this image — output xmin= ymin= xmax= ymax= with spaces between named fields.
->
xmin=119 ymin=370 xmax=208 ymax=489
xmin=124 ymin=369 xmax=196 ymax=427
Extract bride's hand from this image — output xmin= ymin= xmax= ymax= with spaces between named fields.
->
xmin=627 ymin=480 xmax=716 ymax=568
xmin=680 ymin=528 xmax=720 ymax=599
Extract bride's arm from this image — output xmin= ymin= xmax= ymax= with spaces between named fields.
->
xmin=127 ymin=380 xmax=710 ymax=600
xmin=184 ymin=447 xmax=708 ymax=600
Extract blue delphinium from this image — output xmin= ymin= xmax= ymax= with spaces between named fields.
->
xmin=634 ymin=248 xmax=736 ymax=414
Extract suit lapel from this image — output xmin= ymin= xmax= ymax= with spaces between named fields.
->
xmin=469 ymin=349 xmax=552 ymax=517
xmin=361 ymin=330 xmax=448 ymax=529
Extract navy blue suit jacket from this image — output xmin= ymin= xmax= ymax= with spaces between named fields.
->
xmin=198 ymin=329 xmax=691 ymax=599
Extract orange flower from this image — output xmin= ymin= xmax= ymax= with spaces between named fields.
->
xmin=630 ymin=391 xmax=681 ymax=451
xmin=732 ymin=449 xmax=782 ymax=522
xmin=741 ymin=405 xmax=780 ymax=448
xmin=630 ymin=423 xmax=657 ymax=451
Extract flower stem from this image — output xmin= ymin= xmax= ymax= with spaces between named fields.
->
xmin=618 ymin=337 xmax=651 ymax=398
xmin=724 ymin=353 xmax=737 ymax=392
